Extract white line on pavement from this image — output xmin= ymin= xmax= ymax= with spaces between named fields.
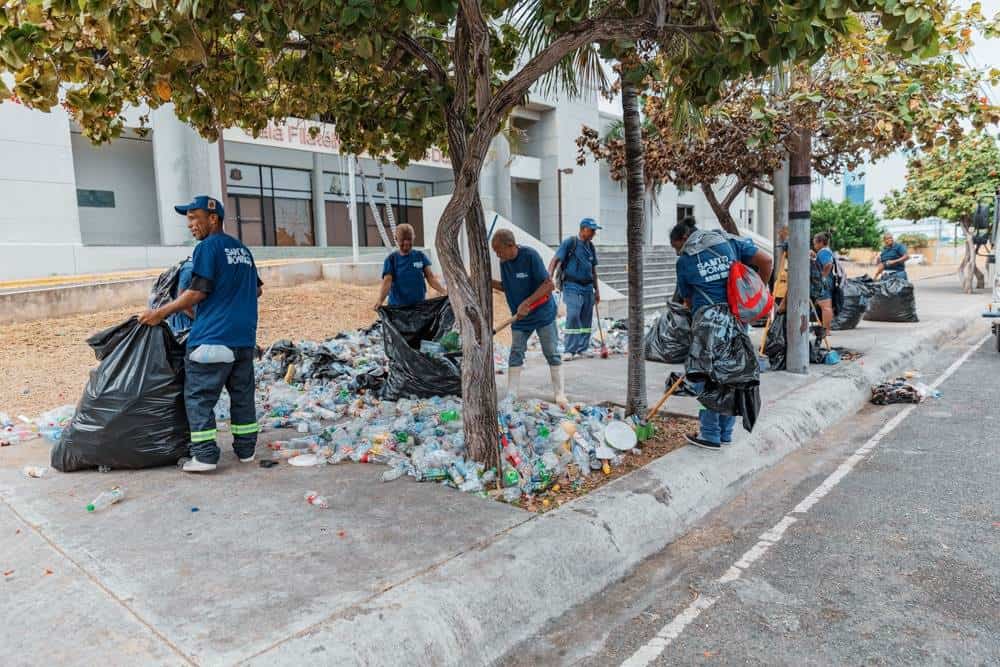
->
xmin=620 ymin=334 xmax=990 ymax=667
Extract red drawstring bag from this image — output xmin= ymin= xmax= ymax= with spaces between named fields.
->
xmin=728 ymin=261 xmax=774 ymax=323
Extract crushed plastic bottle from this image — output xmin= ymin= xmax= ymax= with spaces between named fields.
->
xmin=87 ymin=487 xmax=125 ymax=512
xmin=304 ymin=491 xmax=330 ymax=509
xmin=22 ymin=465 xmax=48 ymax=478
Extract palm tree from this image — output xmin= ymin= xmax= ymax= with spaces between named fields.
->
xmin=621 ymin=80 xmax=647 ymax=415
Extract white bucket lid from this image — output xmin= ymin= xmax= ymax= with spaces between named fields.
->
xmin=605 ymin=420 xmax=638 ymax=451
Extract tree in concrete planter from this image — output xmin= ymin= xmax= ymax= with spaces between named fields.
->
xmin=0 ymin=1 xmax=951 ymax=461
xmin=810 ymin=198 xmax=883 ymax=251
xmin=882 ymin=133 xmax=1000 ymax=293
xmin=577 ymin=4 xmax=999 ymax=236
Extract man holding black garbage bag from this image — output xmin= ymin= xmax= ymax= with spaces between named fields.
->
xmin=139 ymin=195 xmax=263 ymax=473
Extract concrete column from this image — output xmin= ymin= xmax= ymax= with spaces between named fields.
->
xmin=491 ymin=134 xmax=513 ymax=220
xmin=151 ymin=105 xmax=222 ymax=245
xmin=311 ymin=152 xmax=327 ymax=246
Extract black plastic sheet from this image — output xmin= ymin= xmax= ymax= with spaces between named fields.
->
xmin=379 ymin=297 xmax=462 ymax=400
xmin=51 ymin=318 xmax=190 ymax=472
xmin=831 ymin=278 xmax=872 ymax=330
xmin=644 ymin=302 xmax=693 ymax=364
xmin=863 ymin=276 xmax=918 ymax=323
xmin=686 ymin=305 xmax=761 ymax=431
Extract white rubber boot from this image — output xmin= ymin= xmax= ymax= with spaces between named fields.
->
xmin=506 ymin=366 xmax=522 ymax=399
xmin=550 ymin=365 xmax=568 ymax=407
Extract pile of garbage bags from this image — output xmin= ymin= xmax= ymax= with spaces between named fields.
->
xmin=871 ymin=377 xmax=940 ymax=405
xmin=862 ymin=276 xmax=918 ymax=323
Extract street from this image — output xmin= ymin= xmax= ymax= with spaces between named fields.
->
xmin=504 ymin=328 xmax=1000 ymax=666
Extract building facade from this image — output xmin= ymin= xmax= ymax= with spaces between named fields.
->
xmin=0 ymin=88 xmax=769 ymax=281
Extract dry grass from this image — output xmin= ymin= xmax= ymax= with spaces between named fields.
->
xmin=1 ymin=281 xmax=514 ymax=418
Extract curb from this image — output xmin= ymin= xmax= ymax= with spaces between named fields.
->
xmin=245 ymin=305 xmax=986 ymax=666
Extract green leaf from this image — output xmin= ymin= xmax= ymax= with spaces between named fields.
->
xmin=356 ymin=35 xmax=373 ymax=59
xmin=904 ymin=7 xmax=919 ymax=24
xmin=404 ymin=0 xmax=418 ymax=11
xmin=342 ymin=6 xmax=359 ymax=26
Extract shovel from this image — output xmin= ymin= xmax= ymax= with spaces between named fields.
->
xmin=594 ymin=302 xmax=609 ymax=359
xmin=493 ymin=294 xmax=551 ymax=335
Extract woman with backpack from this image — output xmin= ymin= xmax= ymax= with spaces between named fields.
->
xmin=810 ymin=232 xmax=835 ymax=336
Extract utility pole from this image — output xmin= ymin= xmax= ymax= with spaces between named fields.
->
xmin=786 ymin=127 xmax=812 ymax=374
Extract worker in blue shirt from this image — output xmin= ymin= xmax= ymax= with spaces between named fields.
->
xmin=548 ymin=218 xmax=602 ymax=360
xmin=875 ymin=232 xmax=910 ymax=281
xmin=373 ymin=223 xmax=447 ymax=310
xmin=139 ymin=195 xmax=262 ymax=473
xmin=670 ymin=222 xmax=772 ymax=452
xmin=490 ymin=229 xmax=566 ymax=406
xmin=810 ymin=232 xmax=835 ymax=335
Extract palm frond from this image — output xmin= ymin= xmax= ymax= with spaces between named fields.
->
xmin=508 ymin=0 xmax=609 ymax=100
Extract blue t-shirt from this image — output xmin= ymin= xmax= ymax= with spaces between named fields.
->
xmin=554 ymin=236 xmax=598 ymax=288
xmin=166 ymin=260 xmax=194 ymax=334
xmin=187 ymin=233 xmax=260 ymax=349
xmin=811 ymin=247 xmax=835 ymax=294
xmin=729 ymin=236 xmax=758 ymax=264
xmin=383 ymin=249 xmax=432 ymax=306
xmin=675 ymin=241 xmax=737 ymax=314
xmin=500 ymin=246 xmax=557 ymax=332
xmin=880 ymin=242 xmax=907 ymax=271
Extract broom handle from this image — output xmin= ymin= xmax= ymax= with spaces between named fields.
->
xmin=759 ymin=312 xmax=774 ymax=356
xmin=493 ymin=294 xmax=550 ymax=335
xmin=595 ymin=302 xmax=606 ymax=344
xmin=645 ymin=374 xmax=686 ymax=422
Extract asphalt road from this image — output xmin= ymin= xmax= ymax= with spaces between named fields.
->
xmin=503 ymin=328 xmax=1000 ymax=666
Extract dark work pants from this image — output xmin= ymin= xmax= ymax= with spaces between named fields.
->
xmin=185 ymin=347 xmax=258 ymax=464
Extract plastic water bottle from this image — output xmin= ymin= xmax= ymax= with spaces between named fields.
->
xmin=87 ymin=487 xmax=125 ymax=512
xmin=304 ymin=491 xmax=329 ymax=509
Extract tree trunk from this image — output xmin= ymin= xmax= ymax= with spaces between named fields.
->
xmin=622 ymin=81 xmax=647 ymax=416
xmin=785 ymin=127 xmax=811 ymax=374
xmin=434 ymin=116 xmax=503 ymax=466
xmin=701 ymin=183 xmax=742 ymax=236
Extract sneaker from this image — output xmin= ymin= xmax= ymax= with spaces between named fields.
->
xmin=239 ymin=454 xmax=256 ymax=463
xmin=685 ymin=433 xmax=721 ymax=452
xmin=562 ymin=352 xmax=576 ymax=362
xmin=182 ymin=457 xmax=218 ymax=472
xmin=720 ymin=439 xmax=733 ymax=446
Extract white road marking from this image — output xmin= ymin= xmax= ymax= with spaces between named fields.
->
xmin=621 ymin=334 xmax=990 ymax=667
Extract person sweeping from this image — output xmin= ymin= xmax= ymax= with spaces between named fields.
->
xmin=548 ymin=217 xmax=602 ymax=360
xmin=491 ymin=229 xmax=567 ymax=406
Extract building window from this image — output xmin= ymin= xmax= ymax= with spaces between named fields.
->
xmin=224 ymin=162 xmax=314 ymax=246
xmin=77 ymin=189 xmax=116 ymax=208
xmin=320 ymin=168 xmax=434 ymax=247
xmin=677 ymin=205 xmax=694 ymax=225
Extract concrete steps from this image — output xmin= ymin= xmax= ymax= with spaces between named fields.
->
xmin=595 ymin=246 xmax=678 ymax=316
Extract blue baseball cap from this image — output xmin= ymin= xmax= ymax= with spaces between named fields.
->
xmin=174 ymin=195 xmax=225 ymax=221
xmin=580 ymin=217 xmax=602 ymax=230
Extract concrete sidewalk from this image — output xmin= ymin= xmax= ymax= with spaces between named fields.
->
xmin=0 ymin=276 xmax=989 ymax=666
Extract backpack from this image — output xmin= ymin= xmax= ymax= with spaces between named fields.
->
xmin=727 ymin=261 xmax=774 ymax=324
xmin=830 ymin=255 xmax=846 ymax=316
xmin=553 ymin=237 xmax=579 ymax=292
xmin=694 ymin=244 xmax=773 ymax=324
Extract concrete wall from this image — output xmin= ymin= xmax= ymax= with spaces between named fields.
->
xmin=511 ymin=181 xmax=540 ymax=238
xmin=71 ymin=131 xmax=160 ymax=245
xmin=0 ymin=99 xmax=81 ymax=247
xmin=0 ymin=258 xmax=330 ymax=324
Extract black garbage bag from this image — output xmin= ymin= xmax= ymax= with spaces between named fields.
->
xmin=763 ymin=312 xmax=787 ymax=371
xmin=379 ymin=297 xmax=462 ymax=400
xmin=51 ymin=318 xmax=190 ymax=472
xmin=148 ymin=259 xmax=186 ymax=309
xmin=863 ymin=276 xmax=918 ymax=323
xmin=831 ymin=278 xmax=872 ymax=330
xmin=644 ymin=302 xmax=693 ymax=364
xmin=666 ymin=371 xmax=699 ymax=397
xmin=686 ymin=305 xmax=761 ymax=431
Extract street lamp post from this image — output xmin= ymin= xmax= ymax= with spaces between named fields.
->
xmin=557 ymin=167 xmax=574 ymax=243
